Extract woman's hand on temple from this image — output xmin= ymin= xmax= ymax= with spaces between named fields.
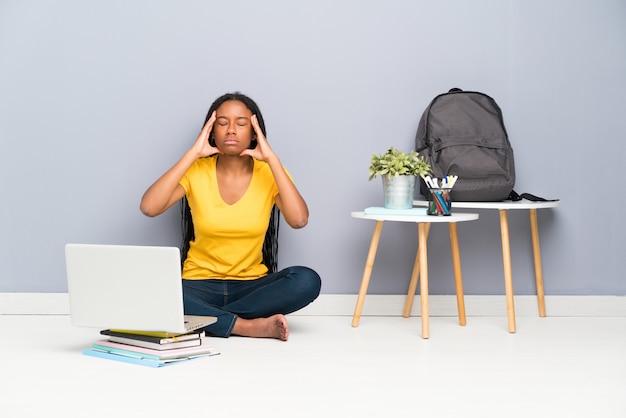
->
xmin=192 ymin=111 xmax=221 ymax=158
xmin=241 ymin=114 xmax=275 ymax=162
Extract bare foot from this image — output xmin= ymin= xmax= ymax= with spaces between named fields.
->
xmin=231 ymin=314 xmax=289 ymax=341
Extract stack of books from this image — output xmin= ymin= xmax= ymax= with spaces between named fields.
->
xmin=82 ymin=329 xmax=219 ymax=368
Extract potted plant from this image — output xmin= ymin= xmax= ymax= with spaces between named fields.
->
xmin=368 ymin=147 xmax=431 ymax=209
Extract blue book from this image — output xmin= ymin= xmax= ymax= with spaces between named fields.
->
xmin=91 ymin=340 xmax=217 ymax=360
xmin=82 ymin=348 xmax=200 ymax=368
xmin=364 ymin=207 xmax=427 ymax=216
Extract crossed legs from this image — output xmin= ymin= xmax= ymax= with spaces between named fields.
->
xmin=182 ymin=266 xmax=321 ymax=341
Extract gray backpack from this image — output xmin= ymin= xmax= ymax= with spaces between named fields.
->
xmin=415 ymin=88 xmax=515 ymax=201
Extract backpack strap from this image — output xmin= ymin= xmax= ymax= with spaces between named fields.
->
xmin=507 ymin=190 xmax=559 ymax=202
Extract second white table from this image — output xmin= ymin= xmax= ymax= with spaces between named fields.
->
xmin=413 ymin=199 xmax=560 ymax=332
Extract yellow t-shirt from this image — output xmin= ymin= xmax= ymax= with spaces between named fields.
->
xmin=179 ymin=156 xmax=285 ymax=280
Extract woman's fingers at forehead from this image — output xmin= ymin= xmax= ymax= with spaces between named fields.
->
xmin=249 ymin=115 xmax=257 ymax=131
xmin=201 ymin=111 xmax=216 ymax=132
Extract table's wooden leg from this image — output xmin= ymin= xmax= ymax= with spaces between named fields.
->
xmin=499 ymin=209 xmax=516 ymax=333
xmin=418 ymin=222 xmax=430 ymax=339
xmin=352 ymin=221 xmax=384 ymax=327
xmin=448 ymin=222 xmax=466 ymax=326
xmin=529 ymin=209 xmax=547 ymax=317
xmin=403 ymin=223 xmax=431 ymax=318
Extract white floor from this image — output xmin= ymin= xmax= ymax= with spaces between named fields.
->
xmin=1 ymin=313 xmax=625 ymax=418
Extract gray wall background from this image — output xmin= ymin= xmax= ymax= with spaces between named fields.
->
xmin=1 ymin=0 xmax=624 ymax=296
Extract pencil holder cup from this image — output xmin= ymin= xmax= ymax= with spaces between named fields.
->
xmin=427 ymin=188 xmax=452 ymax=216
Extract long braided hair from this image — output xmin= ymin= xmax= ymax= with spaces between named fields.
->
xmin=180 ymin=92 xmax=280 ymax=273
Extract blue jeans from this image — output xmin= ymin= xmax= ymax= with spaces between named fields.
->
xmin=182 ymin=266 xmax=321 ymax=337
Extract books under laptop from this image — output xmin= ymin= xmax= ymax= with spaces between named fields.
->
xmin=65 ymin=243 xmax=216 ymax=336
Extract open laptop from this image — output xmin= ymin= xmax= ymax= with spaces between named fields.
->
xmin=65 ymin=243 xmax=216 ymax=334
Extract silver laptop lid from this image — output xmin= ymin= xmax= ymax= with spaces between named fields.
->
xmin=65 ymin=244 xmax=189 ymax=333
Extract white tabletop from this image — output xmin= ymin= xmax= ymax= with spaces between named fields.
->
xmin=413 ymin=199 xmax=560 ymax=210
xmin=351 ymin=211 xmax=479 ymax=223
